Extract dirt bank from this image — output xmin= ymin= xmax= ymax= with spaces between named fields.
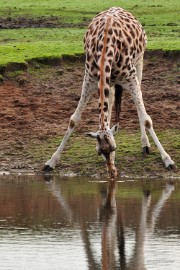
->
xmin=0 ymin=51 xmax=179 ymax=176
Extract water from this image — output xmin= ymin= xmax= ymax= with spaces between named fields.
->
xmin=0 ymin=175 xmax=179 ymax=270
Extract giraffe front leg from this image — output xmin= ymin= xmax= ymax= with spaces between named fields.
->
xmin=42 ymin=75 xmax=94 ymax=172
xmin=141 ymin=113 xmax=176 ymax=170
xmin=42 ymin=123 xmax=75 ymax=172
xmin=148 ymin=127 xmax=176 ymax=170
xmin=135 ymin=56 xmax=151 ymax=157
xmin=127 ymin=76 xmax=176 ymax=171
xmin=141 ymin=111 xmax=176 ymax=170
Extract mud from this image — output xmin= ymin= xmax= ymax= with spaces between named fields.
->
xmin=0 ymin=51 xmax=179 ymax=173
xmin=0 ymin=16 xmax=87 ymax=29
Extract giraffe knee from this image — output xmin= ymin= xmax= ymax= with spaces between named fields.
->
xmin=145 ymin=120 xmax=151 ymax=129
xmin=142 ymin=115 xmax=152 ymax=129
xmin=144 ymin=116 xmax=152 ymax=129
xmin=69 ymin=119 xmax=76 ymax=128
xmin=69 ymin=113 xmax=81 ymax=129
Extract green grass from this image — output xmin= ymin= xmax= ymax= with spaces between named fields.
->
xmin=0 ymin=28 xmax=84 ymax=66
xmin=28 ymin=129 xmax=180 ymax=177
xmin=0 ymin=0 xmax=179 ymax=67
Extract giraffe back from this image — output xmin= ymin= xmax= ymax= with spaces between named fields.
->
xmin=84 ymin=7 xmax=147 ymax=82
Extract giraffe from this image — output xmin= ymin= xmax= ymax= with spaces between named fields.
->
xmin=42 ymin=7 xmax=176 ymax=177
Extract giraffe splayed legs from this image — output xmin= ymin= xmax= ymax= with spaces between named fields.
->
xmin=42 ymin=7 xmax=176 ymax=176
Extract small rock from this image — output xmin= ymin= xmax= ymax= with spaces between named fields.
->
xmin=66 ymin=67 xmax=74 ymax=72
xmin=18 ymin=77 xmax=28 ymax=86
xmin=56 ymin=69 xmax=64 ymax=75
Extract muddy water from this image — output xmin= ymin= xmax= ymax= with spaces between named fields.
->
xmin=0 ymin=175 xmax=179 ymax=270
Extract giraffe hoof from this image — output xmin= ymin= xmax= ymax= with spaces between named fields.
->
xmin=42 ymin=165 xmax=54 ymax=173
xmin=166 ymin=163 xmax=177 ymax=171
xmin=142 ymin=146 xmax=151 ymax=158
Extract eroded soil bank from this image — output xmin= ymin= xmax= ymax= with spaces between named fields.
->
xmin=0 ymin=51 xmax=179 ymax=177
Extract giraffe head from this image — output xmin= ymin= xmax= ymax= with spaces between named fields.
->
xmin=87 ymin=124 xmax=119 ymax=178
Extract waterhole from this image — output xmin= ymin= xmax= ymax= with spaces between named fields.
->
xmin=0 ymin=175 xmax=179 ymax=270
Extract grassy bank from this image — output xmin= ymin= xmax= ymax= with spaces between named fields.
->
xmin=0 ymin=0 xmax=179 ymax=67
xmin=28 ymin=129 xmax=179 ymax=177
xmin=0 ymin=1 xmax=179 ymax=178
xmin=0 ymin=28 xmax=84 ymax=66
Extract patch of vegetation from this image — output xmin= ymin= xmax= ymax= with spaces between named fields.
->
xmin=6 ymin=70 xmax=24 ymax=78
xmin=0 ymin=28 xmax=84 ymax=66
xmin=28 ymin=129 xmax=179 ymax=177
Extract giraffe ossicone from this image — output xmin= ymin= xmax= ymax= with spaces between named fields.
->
xmin=86 ymin=123 xmax=119 ymax=139
xmin=42 ymin=7 xmax=176 ymax=177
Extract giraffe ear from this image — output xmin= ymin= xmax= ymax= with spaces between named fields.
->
xmin=86 ymin=132 xmax=98 ymax=138
xmin=111 ymin=123 xmax=119 ymax=135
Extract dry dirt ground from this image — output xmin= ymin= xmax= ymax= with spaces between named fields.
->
xmin=0 ymin=51 xmax=179 ymax=175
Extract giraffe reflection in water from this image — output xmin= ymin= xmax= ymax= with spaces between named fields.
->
xmin=100 ymin=180 xmax=174 ymax=270
xmin=46 ymin=177 xmax=174 ymax=270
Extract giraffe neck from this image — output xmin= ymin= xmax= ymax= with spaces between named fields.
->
xmin=98 ymin=17 xmax=112 ymax=131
